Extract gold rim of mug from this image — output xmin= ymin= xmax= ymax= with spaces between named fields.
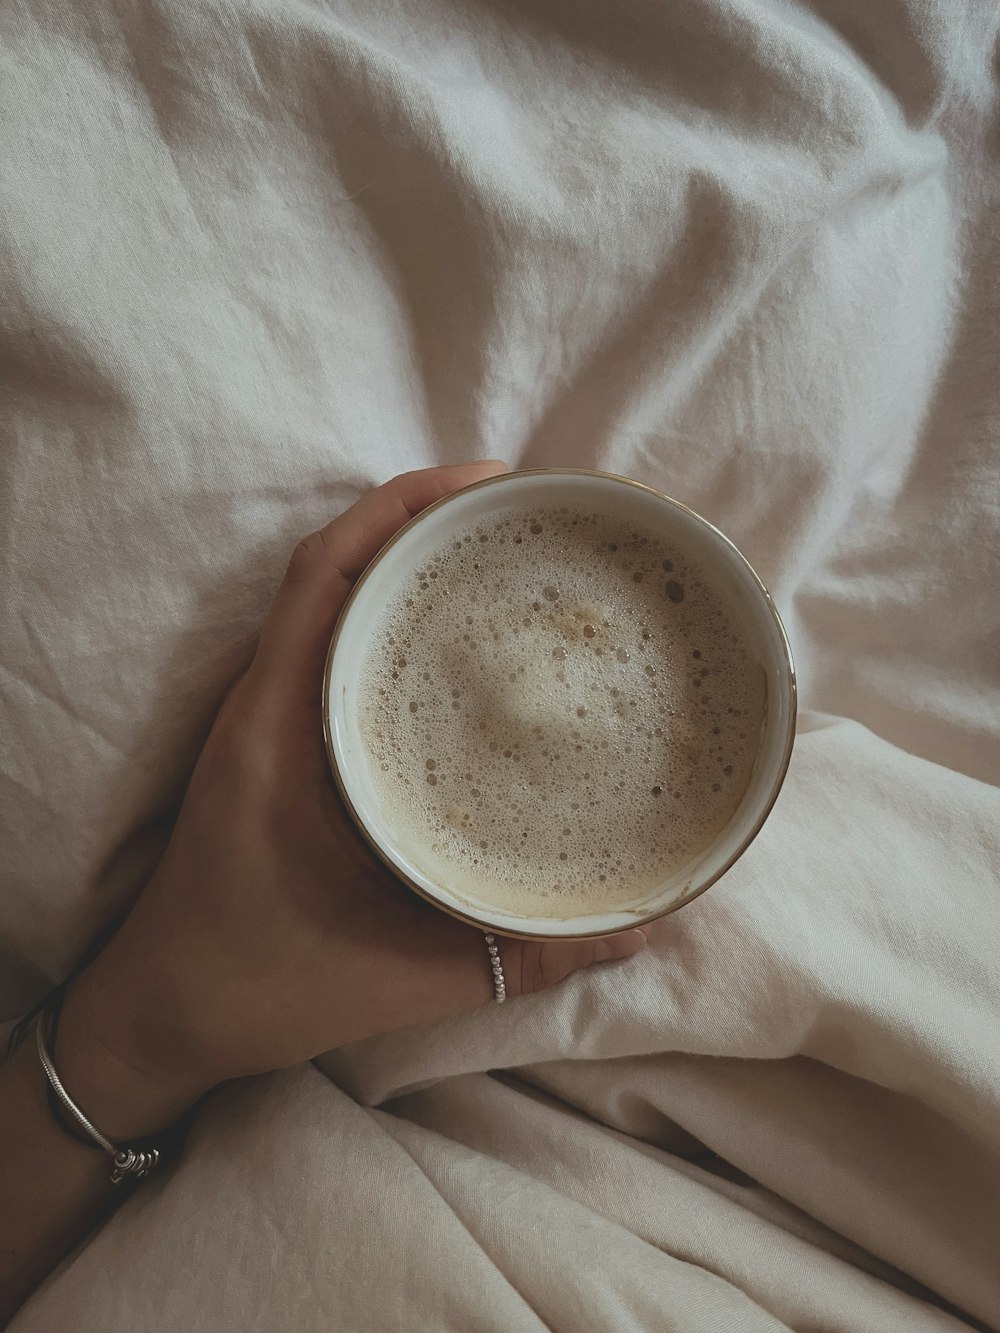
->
xmin=321 ymin=467 xmax=797 ymax=941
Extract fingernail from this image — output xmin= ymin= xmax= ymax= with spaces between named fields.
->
xmin=595 ymin=929 xmax=647 ymax=963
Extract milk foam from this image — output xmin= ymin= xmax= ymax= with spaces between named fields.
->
xmin=358 ymin=505 xmax=766 ymax=917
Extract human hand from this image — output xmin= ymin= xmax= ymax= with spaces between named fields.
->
xmin=58 ymin=462 xmax=648 ymax=1132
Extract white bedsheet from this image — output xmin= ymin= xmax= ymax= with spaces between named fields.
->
xmin=2 ymin=0 xmax=998 ymax=1328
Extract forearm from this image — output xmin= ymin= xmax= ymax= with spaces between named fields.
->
xmin=0 ymin=985 xmax=205 ymax=1327
xmin=0 ymin=1028 xmax=113 ymax=1326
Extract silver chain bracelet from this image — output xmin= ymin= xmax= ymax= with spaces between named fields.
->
xmin=35 ymin=1018 xmax=162 ymax=1185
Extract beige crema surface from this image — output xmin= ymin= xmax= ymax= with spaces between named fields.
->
xmin=358 ymin=505 xmax=766 ymax=917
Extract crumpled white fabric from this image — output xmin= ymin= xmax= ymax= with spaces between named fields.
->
xmin=2 ymin=0 xmax=998 ymax=1328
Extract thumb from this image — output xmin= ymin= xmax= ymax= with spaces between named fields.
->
xmin=506 ymin=928 xmax=650 ymax=998
xmin=251 ymin=461 xmax=507 ymax=703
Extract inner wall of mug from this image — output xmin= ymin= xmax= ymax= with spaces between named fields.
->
xmin=327 ymin=472 xmax=794 ymax=938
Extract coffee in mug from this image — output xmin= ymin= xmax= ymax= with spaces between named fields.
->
xmin=324 ymin=471 xmax=795 ymax=939
xmin=358 ymin=505 xmax=766 ymax=920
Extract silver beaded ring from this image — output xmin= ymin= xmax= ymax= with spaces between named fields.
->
xmin=484 ymin=933 xmax=507 ymax=1004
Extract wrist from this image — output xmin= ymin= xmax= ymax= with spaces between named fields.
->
xmin=54 ymin=977 xmax=212 ymax=1144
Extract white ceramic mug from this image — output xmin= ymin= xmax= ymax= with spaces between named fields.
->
xmin=323 ymin=469 xmax=796 ymax=939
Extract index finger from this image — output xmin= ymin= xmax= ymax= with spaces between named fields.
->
xmin=253 ymin=461 xmax=508 ymax=694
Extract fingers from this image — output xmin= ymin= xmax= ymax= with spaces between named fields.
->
xmin=252 ymin=461 xmax=507 ymax=699
xmin=503 ymin=927 xmax=649 ymax=999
